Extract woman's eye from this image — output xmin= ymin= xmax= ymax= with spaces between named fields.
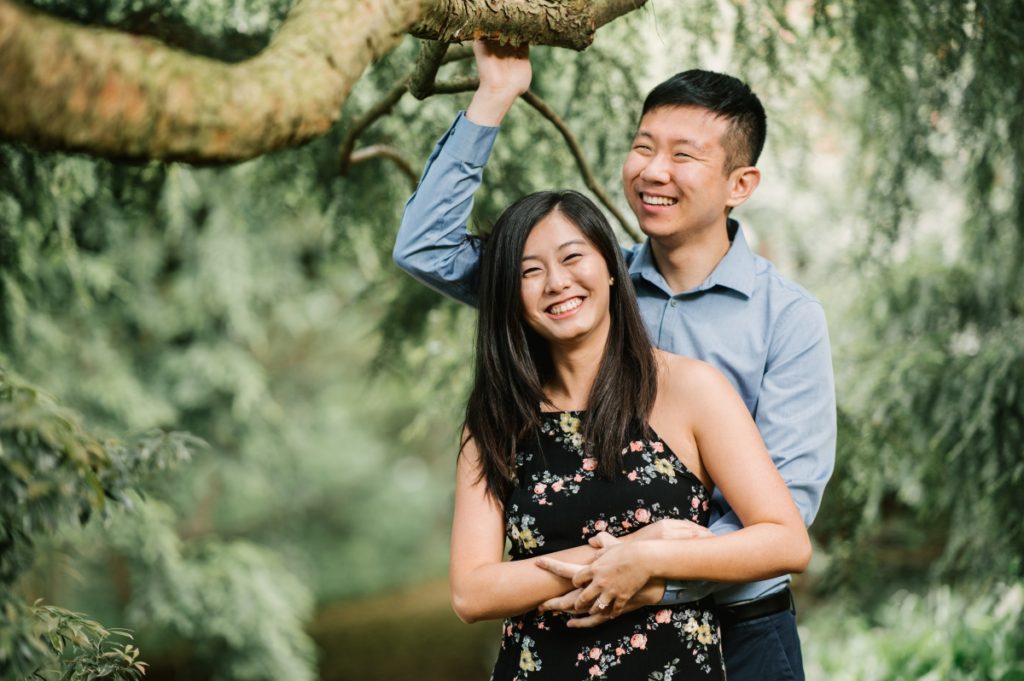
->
xmin=563 ymin=253 xmax=582 ymax=264
xmin=521 ymin=267 xmax=541 ymax=278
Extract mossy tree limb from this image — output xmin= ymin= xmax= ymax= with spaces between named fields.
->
xmin=409 ymin=0 xmax=647 ymax=50
xmin=0 ymin=0 xmax=647 ymax=163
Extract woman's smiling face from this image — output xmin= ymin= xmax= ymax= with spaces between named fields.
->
xmin=518 ymin=210 xmax=612 ymax=347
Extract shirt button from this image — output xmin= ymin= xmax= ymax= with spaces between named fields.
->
xmin=670 ymin=300 xmax=678 ymax=307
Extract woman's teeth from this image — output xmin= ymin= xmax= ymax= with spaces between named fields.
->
xmin=548 ymin=298 xmax=582 ymax=315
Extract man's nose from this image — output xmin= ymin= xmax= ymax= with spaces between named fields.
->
xmin=639 ymin=153 xmax=671 ymax=183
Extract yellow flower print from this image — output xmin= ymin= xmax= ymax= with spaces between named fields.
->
xmin=697 ymin=622 xmax=713 ymax=645
xmin=519 ymin=528 xmax=538 ymax=550
xmin=560 ymin=412 xmax=581 ymax=435
xmin=684 ymin=617 xmax=699 ymax=634
xmin=520 ymin=647 xmax=536 ymax=671
xmin=653 ymin=457 xmax=676 ymax=478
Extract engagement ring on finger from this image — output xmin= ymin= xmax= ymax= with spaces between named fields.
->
xmin=596 ymin=600 xmax=609 ymax=610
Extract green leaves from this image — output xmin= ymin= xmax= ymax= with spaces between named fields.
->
xmin=0 ymin=367 xmax=201 ymax=678
xmin=803 ymin=582 xmax=1024 ymax=680
xmin=1 ymin=589 xmax=148 ymax=680
xmin=0 ymin=369 xmax=197 ymax=584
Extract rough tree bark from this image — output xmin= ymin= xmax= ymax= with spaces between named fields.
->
xmin=0 ymin=0 xmax=647 ymax=163
xmin=410 ymin=0 xmax=641 ymax=50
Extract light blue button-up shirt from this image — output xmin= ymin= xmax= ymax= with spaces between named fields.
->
xmin=394 ymin=113 xmax=836 ymax=606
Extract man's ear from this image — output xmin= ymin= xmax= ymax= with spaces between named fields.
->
xmin=725 ymin=166 xmax=761 ymax=209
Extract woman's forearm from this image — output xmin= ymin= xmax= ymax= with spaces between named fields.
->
xmin=450 ymin=544 xmax=599 ymax=623
xmin=640 ymin=522 xmax=811 ymax=583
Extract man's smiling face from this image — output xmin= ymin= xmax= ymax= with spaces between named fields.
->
xmin=621 ymin=105 xmax=740 ymax=246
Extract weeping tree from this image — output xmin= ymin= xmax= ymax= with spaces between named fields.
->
xmin=807 ymin=0 xmax=1024 ymax=594
xmin=2 ymin=0 xmax=1024 ymax=677
xmin=0 ymin=1 xmax=650 ymax=679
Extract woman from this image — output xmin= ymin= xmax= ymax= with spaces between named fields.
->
xmin=449 ymin=189 xmax=810 ymax=679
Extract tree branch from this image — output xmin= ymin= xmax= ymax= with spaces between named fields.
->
xmin=408 ymin=39 xmax=448 ymax=100
xmin=338 ymin=78 xmax=410 ymax=175
xmin=520 ymin=91 xmax=640 ymax=242
xmin=0 ymin=0 xmax=428 ymax=163
xmin=430 ymin=77 xmax=481 ymax=95
xmin=410 ymin=0 xmax=648 ymax=51
xmin=348 ymin=144 xmax=419 ymax=188
xmin=343 ymin=73 xmax=640 ymax=241
xmin=0 ymin=0 xmax=649 ymax=162
xmin=441 ymin=43 xmax=474 ymax=64
xmin=591 ymin=0 xmax=649 ymax=29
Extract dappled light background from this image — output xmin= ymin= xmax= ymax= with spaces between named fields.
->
xmin=2 ymin=0 xmax=1022 ymax=679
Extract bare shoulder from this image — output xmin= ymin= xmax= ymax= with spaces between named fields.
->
xmin=655 ymin=350 xmax=731 ymax=405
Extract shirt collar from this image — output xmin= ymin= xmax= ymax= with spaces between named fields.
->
xmin=628 ymin=218 xmax=757 ymax=298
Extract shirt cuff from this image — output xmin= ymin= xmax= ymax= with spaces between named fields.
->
xmin=441 ymin=111 xmax=499 ymax=167
xmin=658 ymin=580 xmax=715 ymax=605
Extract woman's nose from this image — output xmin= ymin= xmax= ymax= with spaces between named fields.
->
xmin=545 ymin=266 xmax=571 ymax=293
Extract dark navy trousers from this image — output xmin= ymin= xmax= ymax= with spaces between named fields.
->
xmin=721 ymin=609 xmax=805 ymax=681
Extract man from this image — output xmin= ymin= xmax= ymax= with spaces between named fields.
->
xmin=393 ymin=41 xmax=835 ymax=681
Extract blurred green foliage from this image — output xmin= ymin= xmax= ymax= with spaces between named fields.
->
xmin=0 ymin=368 xmax=197 ymax=678
xmin=1 ymin=0 xmax=1022 ymax=678
xmin=803 ymin=582 xmax=1024 ymax=680
xmin=809 ymin=0 xmax=1024 ymax=593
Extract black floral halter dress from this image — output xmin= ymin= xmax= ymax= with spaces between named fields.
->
xmin=491 ymin=411 xmax=725 ymax=681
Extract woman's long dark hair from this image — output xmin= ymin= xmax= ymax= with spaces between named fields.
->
xmin=462 ymin=190 xmax=658 ymax=503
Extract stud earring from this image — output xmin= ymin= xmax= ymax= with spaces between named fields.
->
xmin=609 ymin=277 xmax=616 ymax=286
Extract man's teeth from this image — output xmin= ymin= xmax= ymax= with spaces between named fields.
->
xmin=549 ymin=298 xmax=583 ymax=315
xmin=642 ymin=194 xmax=678 ymax=206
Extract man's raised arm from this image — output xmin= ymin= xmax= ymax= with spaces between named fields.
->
xmin=392 ymin=41 xmax=532 ymax=307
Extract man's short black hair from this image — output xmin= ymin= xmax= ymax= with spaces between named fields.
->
xmin=642 ymin=70 xmax=767 ymax=173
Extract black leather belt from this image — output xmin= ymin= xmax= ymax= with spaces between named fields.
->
xmin=716 ymin=587 xmax=794 ymax=626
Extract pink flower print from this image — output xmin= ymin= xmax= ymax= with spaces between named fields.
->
xmin=589 ymin=647 xmax=602 ymax=660
xmin=630 ymin=633 xmax=648 ymax=650
xmin=582 ymin=458 xmax=597 ymax=471
xmin=629 ymin=440 xmax=644 ymax=452
xmin=551 ymin=479 xmax=564 ymax=492
xmin=615 ymin=647 xmax=626 ymax=656
xmin=635 ymin=508 xmax=651 ymax=523
xmin=577 ymin=653 xmax=585 ymax=662
xmin=621 ymin=520 xmax=632 ymax=528
xmin=589 ymin=665 xmax=602 ymax=677
xmin=574 ymin=474 xmax=584 ymax=482
xmin=534 ymin=483 xmax=547 ymax=495
xmin=703 ymin=500 xmax=710 ymax=511
xmin=651 ymin=441 xmax=665 ymax=453
xmin=691 ymin=497 xmax=701 ymax=508
xmin=655 ymin=608 xmax=672 ymax=624
xmin=538 ymin=499 xmax=547 ymax=505
xmin=627 ymin=470 xmax=638 ymax=481
xmin=594 ymin=519 xmax=608 ymax=532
